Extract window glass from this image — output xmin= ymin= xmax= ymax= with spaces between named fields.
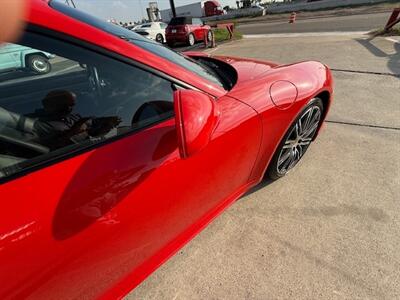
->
xmin=160 ymin=23 xmax=167 ymax=29
xmin=0 ymin=33 xmax=175 ymax=179
xmin=193 ymin=18 xmax=203 ymax=25
xmin=133 ymin=40 xmax=224 ymax=87
xmin=50 ymin=1 xmax=225 ymax=88
xmin=168 ymin=17 xmax=190 ymax=25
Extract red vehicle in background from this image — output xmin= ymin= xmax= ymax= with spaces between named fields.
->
xmin=160 ymin=1 xmax=224 ymax=22
xmin=204 ymin=0 xmax=224 ymax=16
xmin=166 ymin=17 xmax=212 ymax=47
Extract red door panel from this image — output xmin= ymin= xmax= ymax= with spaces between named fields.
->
xmin=193 ymin=25 xmax=202 ymax=41
xmin=0 ymin=96 xmax=261 ymax=299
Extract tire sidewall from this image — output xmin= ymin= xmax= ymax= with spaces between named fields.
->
xmin=156 ymin=33 xmax=164 ymax=43
xmin=188 ymin=33 xmax=195 ymax=46
xmin=28 ymin=55 xmax=51 ymax=74
xmin=266 ymin=97 xmax=324 ymax=180
xmin=207 ymin=30 xmax=213 ymax=42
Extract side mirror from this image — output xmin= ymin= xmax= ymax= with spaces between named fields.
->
xmin=174 ymin=90 xmax=220 ymax=158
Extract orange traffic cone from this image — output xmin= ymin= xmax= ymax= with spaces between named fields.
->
xmin=289 ymin=12 xmax=296 ymax=24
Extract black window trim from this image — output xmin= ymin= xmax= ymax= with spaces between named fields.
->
xmin=0 ymin=24 xmax=196 ymax=184
xmin=26 ymin=24 xmax=202 ymax=93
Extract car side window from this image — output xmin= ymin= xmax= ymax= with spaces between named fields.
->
xmin=0 ymin=32 xmax=175 ymax=179
xmin=193 ymin=18 xmax=203 ymax=25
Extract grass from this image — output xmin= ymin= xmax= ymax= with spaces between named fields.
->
xmin=369 ymin=25 xmax=400 ymax=36
xmin=213 ymin=28 xmax=243 ymax=43
xmin=207 ymin=1 xmax=400 ymax=26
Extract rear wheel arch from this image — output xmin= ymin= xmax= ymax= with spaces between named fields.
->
xmin=313 ymin=90 xmax=331 ymax=140
xmin=265 ymin=97 xmax=324 ymax=180
xmin=316 ymin=90 xmax=330 ymax=117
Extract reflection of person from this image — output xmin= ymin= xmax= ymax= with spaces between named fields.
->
xmin=34 ymin=90 xmax=121 ymax=149
xmin=0 ymin=1 xmax=28 ymax=42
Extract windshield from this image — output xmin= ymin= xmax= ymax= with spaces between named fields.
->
xmin=169 ymin=17 xmax=191 ymax=25
xmin=49 ymin=1 xmax=225 ymax=89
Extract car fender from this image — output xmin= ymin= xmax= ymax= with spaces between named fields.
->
xmin=226 ymin=60 xmax=333 ymax=183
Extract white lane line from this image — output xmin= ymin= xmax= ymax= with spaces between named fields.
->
xmin=385 ymin=37 xmax=400 ymax=44
xmin=51 ymin=64 xmax=81 ymax=76
xmin=206 ymin=47 xmax=220 ymax=54
xmin=243 ymin=31 xmax=368 ymax=38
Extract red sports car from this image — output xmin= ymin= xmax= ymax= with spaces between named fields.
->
xmin=0 ymin=1 xmax=333 ymax=299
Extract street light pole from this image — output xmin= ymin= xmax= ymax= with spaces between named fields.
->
xmin=169 ymin=0 xmax=176 ymax=18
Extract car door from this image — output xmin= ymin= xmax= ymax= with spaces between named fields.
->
xmin=0 ymin=30 xmax=262 ymax=299
xmin=148 ymin=23 xmax=156 ymax=40
xmin=0 ymin=43 xmax=21 ymax=71
xmin=192 ymin=18 xmax=204 ymax=40
xmin=159 ymin=22 xmax=167 ymax=40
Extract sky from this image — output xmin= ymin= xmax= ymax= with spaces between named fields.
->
xmin=68 ymin=0 xmax=239 ymax=22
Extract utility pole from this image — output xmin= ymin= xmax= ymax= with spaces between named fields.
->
xmin=169 ymin=0 xmax=176 ymax=18
xmin=138 ymin=0 xmax=145 ymax=21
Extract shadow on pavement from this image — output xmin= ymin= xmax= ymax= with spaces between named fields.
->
xmin=243 ymin=178 xmax=276 ymax=198
xmin=355 ymin=37 xmax=400 ymax=76
xmin=167 ymin=38 xmax=215 ymax=52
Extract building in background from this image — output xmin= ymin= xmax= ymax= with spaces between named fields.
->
xmin=147 ymin=2 xmax=161 ymax=22
xmin=160 ymin=0 xmax=224 ymax=23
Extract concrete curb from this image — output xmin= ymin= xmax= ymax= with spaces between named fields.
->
xmin=243 ymin=31 xmax=368 ymax=38
xmin=234 ymin=8 xmax=393 ymax=26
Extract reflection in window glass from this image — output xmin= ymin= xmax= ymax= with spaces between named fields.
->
xmin=0 ymin=34 xmax=175 ymax=179
xmin=50 ymin=1 xmax=225 ymax=88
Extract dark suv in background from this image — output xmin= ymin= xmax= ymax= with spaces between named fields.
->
xmin=166 ymin=17 xmax=212 ymax=47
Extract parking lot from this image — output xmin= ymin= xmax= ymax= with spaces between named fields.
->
xmin=127 ymin=33 xmax=400 ymax=299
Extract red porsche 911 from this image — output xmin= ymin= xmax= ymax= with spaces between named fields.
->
xmin=0 ymin=1 xmax=333 ymax=299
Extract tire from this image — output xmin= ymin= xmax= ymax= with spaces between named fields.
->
xmin=188 ymin=33 xmax=195 ymax=46
xmin=207 ymin=30 xmax=213 ymax=42
xmin=156 ymin=33 xmax=164 ymax=44
xmin=27 ymin=54 xmax=51 ymax=74
xmin=167 ymin=41 xmax=174 ymax=48
xmin=266 ymin=98 xmax=324 ymax=180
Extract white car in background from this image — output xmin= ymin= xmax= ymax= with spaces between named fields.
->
xmin=134 ymin=22 xmax=167 ymax=44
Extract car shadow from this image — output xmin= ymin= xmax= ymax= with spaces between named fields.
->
xmin=242 ymin=177 xmax=276 ymax=198
xmin=170 ymin=42 xmax=207 ymax=53
xmin=355 ymin=36 xmax=400 ymax=77
xmin=52 ymin=125 xmax=177 ymax=240
xmin=0 ymin=70 xmax=33 ymax=82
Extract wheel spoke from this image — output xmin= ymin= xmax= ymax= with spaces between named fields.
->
xmin=276 ymin=103 xmax=322 ymax=175
xmin=283 ymin=140 xmax=295 ymax=149
xmin=303 ymin=109 xmax=313 ymax=133
xmin=297 ymin=145 xmax=303 ymax=157
xmin=288 ymin=150 xmax=298 ymax=170
xmin=298 ymin=141 xmax=311 ymax=147
xmin=278 ymin=149 xmax=291 ymax=166
xmin=302 ymin=122 xmax=319 ymax=138
xmin=295 ymin=122 xmax=301 ymax=137
xmin=281 ymin=151 xmax=294 ymax=170
xmin=300 ymin=137 xmax=312 ymax=142
xmin=293 ymin=148 xmax=299 ymax=161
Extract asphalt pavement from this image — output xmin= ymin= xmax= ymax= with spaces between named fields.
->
xmin=238 ymin=12 xmax=391 ymax=34
xmin=127 ymin=26 xmax=400 ymax=300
